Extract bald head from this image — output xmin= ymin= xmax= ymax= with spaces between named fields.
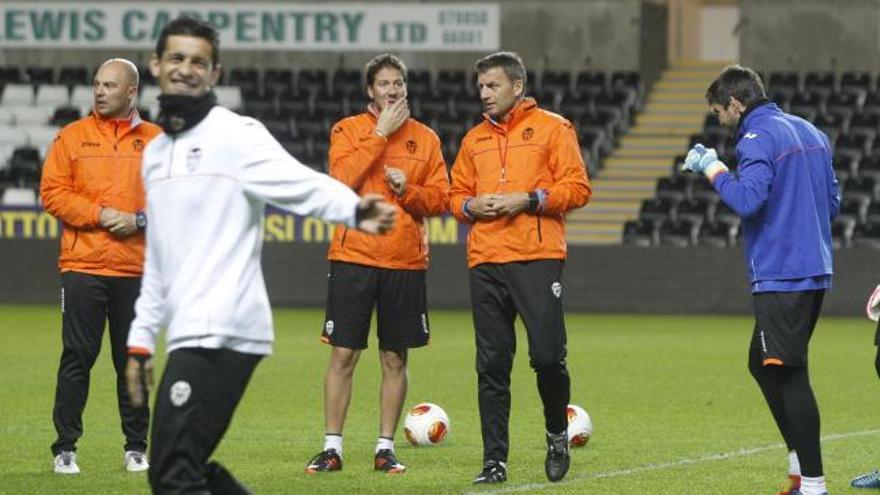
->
xmin=93 ymin=58 xmax=139 ymax=119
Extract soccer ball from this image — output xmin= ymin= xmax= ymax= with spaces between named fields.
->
xmin=567 ymin=404 xmax=593 ymax=447
xmin=403 ymin=403 xmax=450 ymax=446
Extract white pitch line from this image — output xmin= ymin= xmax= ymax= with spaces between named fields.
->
xmin=464 ymin=428 xmax=880 ymax=495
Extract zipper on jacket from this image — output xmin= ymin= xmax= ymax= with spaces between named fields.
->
xmin=536 ymin=216 xmax=543 ymax=242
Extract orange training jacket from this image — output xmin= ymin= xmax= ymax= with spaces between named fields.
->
xmin=326 ymin=109 xmax=450 ymax=270
xmin=450 ymin=97 xmax=591 ymax=268
xmin=40 ymin=111 xmax=162 ymax=277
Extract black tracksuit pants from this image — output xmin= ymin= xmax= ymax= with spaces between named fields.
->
xmin=51 ymin=271 xmax=148 ymax=455
xmin=470 ymin=260 xmax=571 ymax=464
xmin=148 ymin=347 xmax=261 ymax=495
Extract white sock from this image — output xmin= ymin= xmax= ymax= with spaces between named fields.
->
xmin=799 ymin=475 xmax=827 ymax=495
xmin=324 ymin=434 xmax=343 ymax=456
xmin=376 ymin=436 xmax=394 ymax=453
xmin=788 ymin=450 xmax=801 ymax=476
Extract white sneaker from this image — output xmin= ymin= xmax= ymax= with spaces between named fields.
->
xmin=123 ymin=450 xmax=149 ymax=472
xmin=53 ymin=451 xmax=80 ymax=474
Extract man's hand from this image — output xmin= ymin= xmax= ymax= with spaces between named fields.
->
xmin=375 ymin=98 xmax=409 ymax=138
xmin=99 ymin=207 xmax=121 ymax=227
xmin=125 ymin=353 xmax=154 ymax=408
xmin=868 ymin=284 xmax=880 ymax=322
xmin=682 ymin=143 xmax=728 ymax=179
xmin=491 ymin=192 xmax=530 ymax=217
xmin=384 ymin=166 xmax=407 ymax=197
xmin=107 ymin=213 xmax=138 ymax=238
xmin=467 ymin=194 xmax=499 ymax=220
xmin=355 ymin=193 xmax=396 ymax=234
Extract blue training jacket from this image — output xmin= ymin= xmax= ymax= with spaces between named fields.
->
xmin=713 ymin=102 xmax=840 ymax=285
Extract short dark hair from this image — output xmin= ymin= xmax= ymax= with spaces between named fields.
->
xmin=155 ymin=16 xmax=220 ymax=65
xmin=474 ymin=51 xmax=527 ymax=88
xmin=705 ymin=65 xmax=766 ymax=108
xmin=364 ymin=53 xmax=407 ymax=88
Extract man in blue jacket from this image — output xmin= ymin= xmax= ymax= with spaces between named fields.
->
xmin=683 ymin=65 xmax=839 ymax=495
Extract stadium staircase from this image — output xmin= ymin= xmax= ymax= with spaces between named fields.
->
xmin=567 ymin=60 xmax=731 ymax=245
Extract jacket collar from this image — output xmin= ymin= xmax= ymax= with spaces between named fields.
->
xmin=90 ymin=107 xmax=143 ymax=134
xmin=483 ymin=97 xmax=537 ymax=132
xmin=736 ymin=99 xmax=774 ymax=139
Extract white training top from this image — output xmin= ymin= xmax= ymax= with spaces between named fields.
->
xmin=127 ymin=106 xmax=360 ymax=356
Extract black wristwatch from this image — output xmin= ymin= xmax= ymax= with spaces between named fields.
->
xmin=527 ymin=192 xmax=540 ymax=213
xmin=135 ymin=211 xmax=147 ymax=229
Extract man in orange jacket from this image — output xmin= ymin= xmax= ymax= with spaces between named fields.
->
xmin=40 ymin=58 xmax=161 ymax=475
xmin=305 ymin=53 xmax=449 ymax=475
xmin=450 ymin=52 xmax=591 ymax=484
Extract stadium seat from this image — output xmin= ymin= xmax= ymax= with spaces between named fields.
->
xmin=242 ymin=95 xmax=276 ymax=120
xmin=280 ymin=139 xmax=308 ymax=159
xmin=1 ymin=84 xmax=35 ymax=106
xmin=214 ymin=86 xmax=243 ymax=111
xmin=849 ymin=112 xmax=880 ymax=139
xmin=574 ymin=71 xmax=607 ymax=97
xmin=803 ymin=71 xmax=836 ymax=97
xmin=138 ymin=85 xmax=161 ymax=118
xmin=833 ymin=154 xmax=857 ymax=181
xmin=853 ymin=221 xmax=880 ymax=248
xmin=541 ymin=71 xmax=572 ymax=95
xmin=658 ymin=219 xmax=699 ymax=247
xmin=35 ymin=85 xmax=70 ymax=108
xmin=435 ymin=70 xmax=467 ymax=97
xmin=70 ymin=85 xmax=93 ymax=113
xmin=676 ymin=197 xmax=712 ymax=225
xmin=9 ymin=146 xmax=41 ymax=187
xmin=826 ymin=92 xmax=860 ymax=117
xmin=622 ymin=219 xmax=655 ymax=246
xmin=331 ymin=69 xmax=361 ymax=98
xmin=345 ymin=93 xmax=369 ymax=116
xmin=639 ymin=197 xmax=676 ymax=226
xmin=859 ymin=155 xmax=880 ymax=181
xmin=843 ymin=176 xmax=880 ymax=203
xmin=698 ymin=221 xmax=737 ymax=247
xmin=415 ymin=94 xmax=453 ymax=123
xmin=841 ymin=71 xmax=872 ymax=93
xmin=12 ymin=106 xmax=52 ymax=126
xmin=0 ymin=66 xmax=23 ymax=85
xmin=1 ymin=186 xmax=37 ymax=206
xmin=832 ymin=216 xmax=857 ymax=249
xmin=0 ymin=125 xmax=29 ymax=147
xmin=655 ymin=176 xmax=690 ymax=202
xmin=559 ymin=92 xmax=594 ymax=123
xmin=297 ymin=69 xmax=329 ymax=97
xmin=308 ymin=140 xmax=330 ymax=172
xmin=26 ymin=67 xmax=54 ymax=85
xmin=769 ymin=89 xmax=793 ymax=110
xmin=836 ymin=133 xmax=872 ymax=160
xmin=57 ymin=66 xmax=90 ymax=87
xmin=24 ymin=125 xmax=60 ymax=150
xmin=407 ymin=70 xmax=432 ymax=97
xmin=227 ymin=68 xmax=260 ymax=97
xmin=264 ymin=68 xmax=294 ymax=97
xmin=768 ymin=71 xmax=800 ymax=93
xmin=50 ymin=106 xmax=81 ymax=127
xmin=690 ymin=178 xmax=719 ymax=203
xmin=452 ymin=93 xmax=483 ymax=120
xmin=866 ymin=201 xmax=880 ymax=225
xmin=262 ymin=117 xmax=291 ymax=140
xmin=712 ymin=201 xmax=741 ymax=227
xmin=838 ymin=197 xmax=869 ymax=225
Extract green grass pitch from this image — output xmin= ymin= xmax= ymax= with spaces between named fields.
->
xmin=0 ymin=305 xmax=877 ymax=494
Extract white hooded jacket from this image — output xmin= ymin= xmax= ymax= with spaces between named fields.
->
xmin=127 ymin=106 xmax=360 ymax=355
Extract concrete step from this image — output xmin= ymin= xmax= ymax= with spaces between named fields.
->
xmin=637 ymin=113 xmax=704 ymax=126
xmin=568 ymin=210 xmax=637 ymax=223
xmin=620 ymin=135 xmax=688 ymax=149
xmin=613 ymin=147 xmax=682 ymax=159
xmin=573 ymin=199 xmax=641 ymax=213
xmin=566 ymin=233 xmax=622 ymax=246
xmin=662 ymin=69 xmax=725 ymax=81
xmin=593 ymin=178 xmax=655 ymax=190
xmin=599 ymin=168 xmax=671 ymax=180
xmin=643 ymin=102 xmax=709 ymax=113
xmin=655 ymin=80 xmax=713 ymax=92
xmin=671 ymin=59 xmax=732 ymax=70
xmin=628 ymin=126 xmax=700 ymax=137
xmin=604 ymin=157 xmax=672 ymax=168
xmin=591 ymin=188 xmax=654 ymax=201
xmin=649 ymin=91 xmax=706 ymax=103
xmin=567 ymin=221 xmax=624 ymax=234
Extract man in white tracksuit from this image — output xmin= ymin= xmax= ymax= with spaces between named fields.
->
xmin=124 ymin=16 xmax=396 ymax=494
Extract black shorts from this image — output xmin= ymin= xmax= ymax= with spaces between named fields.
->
xmin=750 ymin=290 xmax=825 ymax=367
xmin=321 ymin=261 xmax=429 ymax=351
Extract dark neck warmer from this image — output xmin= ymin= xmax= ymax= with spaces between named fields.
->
xmin=156 ymin=91 xmax=217 ymax=136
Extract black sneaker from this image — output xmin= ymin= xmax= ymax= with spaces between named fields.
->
xmin=374 ymin=449 xmax=406 ymax=474
xmin=305 ymin=448 xmax=342 ymax=473
xmin=545 ymin=431 xmax=570 ymax=482
xmin=472 ymin=460 xmax=507 ymax=484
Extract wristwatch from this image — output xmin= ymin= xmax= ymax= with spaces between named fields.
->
xmin=135 ymin=211 xmax=147 ymax=229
